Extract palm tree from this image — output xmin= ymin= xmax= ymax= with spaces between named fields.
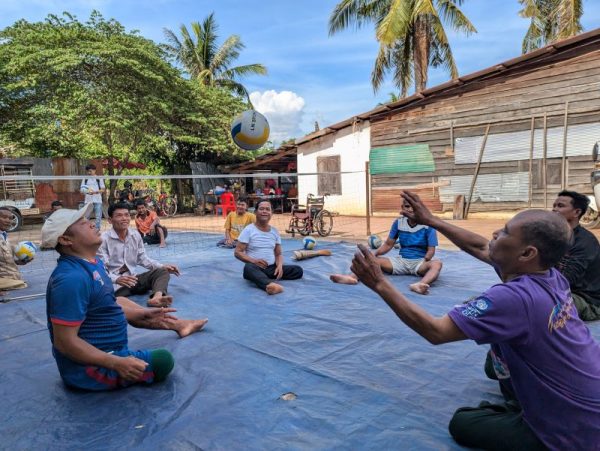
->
xmin=163 ymin=13 xmax=267 ymax=102
xmin=329 ymin=0 xmax=476 ymax=96
xmin=519 ymin=0 xmax=583 ymax=53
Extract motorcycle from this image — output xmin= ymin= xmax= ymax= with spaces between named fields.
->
xmin=581 ymin=143 xmax=600 ymax=229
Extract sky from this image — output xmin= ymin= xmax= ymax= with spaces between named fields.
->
xmin=1 ymin=0 xmax=599 ymax=145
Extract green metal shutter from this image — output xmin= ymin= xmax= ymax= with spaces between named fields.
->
xmin=369 ymin=144 xmax=435 ymax=174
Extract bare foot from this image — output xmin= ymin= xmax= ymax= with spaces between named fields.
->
xmin=175 ymin=318 xmax=208 ymax=338
xmin=265 ymin=283 xmax=284 ymax=295
xmin=148 ymin=295 xmax=173 ymax=307
xmin=159 ymin=242 xmax=166 ymax=248
xmin=409 ymin=282 xmax=430 ymax=295
xmin=0 ymin=291 xmax=7 ymax=297
xmin=330 ymin=274 xmax=359 ymax=285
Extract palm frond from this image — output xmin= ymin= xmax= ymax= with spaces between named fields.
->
xmin=328 ymin=0 xmax=384 ymax=35
xmin=210 ymin=35 xmax=243 ymax=74
xmin=221 ymin=64 xmax=268 ymax=81
xmin=436 ymin=0 xmax=477 ymax=34
xmin=377 ymin=0 xmax=412 ymax=46
xmin=556 ymin=0 xmax=583 ymax=39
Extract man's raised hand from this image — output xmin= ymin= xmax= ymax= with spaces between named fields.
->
xmin=350 ymin=244 xmax=387 ymax=291
xmin=401 ymin=191 xmax=435 ymax=225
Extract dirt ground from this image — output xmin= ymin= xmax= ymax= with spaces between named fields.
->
xmin=15 ymin=211 xmax=600 ymax=250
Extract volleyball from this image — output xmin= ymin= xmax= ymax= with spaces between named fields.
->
xmin=368 ymin=234 xmax=383 ymax=249
xmin=80 ymin=184 xmax=90 ymax=194
xmin=14 ymin=241 xmax=36 ymax=262
xmin=302 ymin=237 xmax=316 ymax=250
xmin=231 ymin=110 xmax=270 ymax=151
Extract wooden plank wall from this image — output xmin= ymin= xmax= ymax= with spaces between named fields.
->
xmin=370 ymin=44 xmax=600 ymax=213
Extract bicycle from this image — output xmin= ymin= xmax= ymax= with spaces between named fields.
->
xmin=286 ymin=193 xmax=334 ymax=237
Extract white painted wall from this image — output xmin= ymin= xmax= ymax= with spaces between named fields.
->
xmin=296 ymin=122 xmax=370 ymax=216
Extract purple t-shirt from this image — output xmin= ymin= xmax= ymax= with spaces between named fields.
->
xmin=448 ymin=268 xmax=600 ymax=450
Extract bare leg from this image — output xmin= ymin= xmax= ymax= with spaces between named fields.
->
xmin=410 ymin=260 xmax=443 ymax=295
xmin=330 ymin=274 xmax=359 ymax=284
xmin=117 ymin=296 xmax=207 ymax=338
xmin=330 ymin=257 xmax=393 ymax=284
xmin=148 ymin=291 xmax=173 ymax=307
xmin=265 ymin=282 xmax=284 ymax=295
xmin=156 ymin=226 xmax=166 ymax=248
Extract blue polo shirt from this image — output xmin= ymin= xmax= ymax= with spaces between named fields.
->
xmin=388 ymin=217 xmax=438 ymax=260
xmin=46 ymin=255 xmax=128 ymax=386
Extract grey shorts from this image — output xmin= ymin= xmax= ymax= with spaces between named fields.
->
xmin=387 ymin=256 xmax=424 ymax=276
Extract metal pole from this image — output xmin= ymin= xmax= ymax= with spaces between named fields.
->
xmin=561 ymin=101 xmax=569 ymax=190
xmin=365 ymin=161 xmax=371 ymax=236
xmin=464 ymin=124 xmax=491 ymax=219
xmin=543 ymin=113 xmax=548 ymax=208
xmin=528 ymin=116 xmax=535 ymax=208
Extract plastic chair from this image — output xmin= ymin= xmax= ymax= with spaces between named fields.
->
xmin=215 ymin=192 xmax=236 ymax=217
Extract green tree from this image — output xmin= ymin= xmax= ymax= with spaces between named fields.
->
xmin=329 ymin=0 xmax=476 ymax=96
xmin=519 ymin=0 xmax=583 ymax=53
xmin=0 ymin=11 xmax=190 ymax=187
xmin=163 ymin=13 xmax=267 ymax=102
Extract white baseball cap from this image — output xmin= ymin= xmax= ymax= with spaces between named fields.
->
xmin=41 ymin=203 xmax=94 ymax=249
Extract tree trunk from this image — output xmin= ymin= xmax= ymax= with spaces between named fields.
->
xmin=413 ymin=16 xmax=430 ymax=93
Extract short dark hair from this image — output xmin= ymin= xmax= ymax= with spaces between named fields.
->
xmin=237 ymin=197 xmax=248 ymax=204
xmin=134 ymin=199 xmax=146 ymax=208
xmin=520 ymin=212 xmax=571 ymax=269
xmin=558 ymin=190 xmax=590 ymax=219
xmin=256 ymin=199 xmax=272 ymax=210
xmin=51 ymin=200 xmax=63 ymax=208
xmin=85 ymin=164 xmax=96 ymax=171
xmin=108 ymin=202 xmax=131 ymax=218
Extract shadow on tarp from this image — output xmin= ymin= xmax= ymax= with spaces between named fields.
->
xmin=1 ymin=235 xmax=599 ymax=450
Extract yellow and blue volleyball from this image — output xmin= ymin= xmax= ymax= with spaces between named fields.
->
xmin=231 ymin=110 xmax=270 ymax=151
xmin=302 ymin=237 xmax=316 ymax=250
xmin=14 ymin=241 xmax=36 ymax=262
xmin=368 ymin=234 xmax=383 ymax=249
xmin=80 ymin=184 xmax=90 ymax=194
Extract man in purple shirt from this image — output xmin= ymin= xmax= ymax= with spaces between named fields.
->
xmin=351 ymin=191 xmax=600 ymax=450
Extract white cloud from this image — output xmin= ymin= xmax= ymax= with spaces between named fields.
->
xmin=249 ymin=90 xmax=305 ymax=146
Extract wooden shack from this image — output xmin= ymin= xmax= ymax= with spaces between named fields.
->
xmin=367 ymin=28 xmax=600 ymax=214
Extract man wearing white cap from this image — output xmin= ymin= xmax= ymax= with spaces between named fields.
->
xmin=42 ymin=204 xmax=207 ymax=391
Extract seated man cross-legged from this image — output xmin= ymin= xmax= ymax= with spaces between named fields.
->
xmin=552 ymin=190 xmax=600 ymax=321
xmin=331 ymin=198 xmax=442 ymax=294
xmin=100 ymin=202 xmax=180 ymax=307
xmin=217 ymin=198 xmax=255 ymax=248
xmin=235 ymin=199 xmax=302 ymax=295
xmin=42 ymin=205 xmax=207 ymax=391
xmin=350 ymin=191 xmax=600 ymax=450
xmin=0 ymin=208 xmax=33 ymax=293
xmin=134 ymin=200 xmax=168 ymax=248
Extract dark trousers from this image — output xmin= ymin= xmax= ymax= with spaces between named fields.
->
xmin=115 ymin=268 xmax=170 ymax=298
xmin=243 ymin=263 xmax=303 ymax=290
xmin=448 ymin=350 xmax=546 ymax=450
xmin=140 ymin=226 xmax=168 ymax=245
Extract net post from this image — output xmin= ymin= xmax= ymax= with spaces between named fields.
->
xmin=365 ymin=161 xmax=371 ymax=236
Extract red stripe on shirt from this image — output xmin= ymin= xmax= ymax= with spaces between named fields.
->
xmin=50 ymin=318 xmax=83 ymax=326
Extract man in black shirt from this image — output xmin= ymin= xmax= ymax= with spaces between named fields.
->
xmin=553 ymin=190 xmax=600 ymax=321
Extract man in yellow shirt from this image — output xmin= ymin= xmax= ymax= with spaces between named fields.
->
xmin=217 ymin=198 xmax=255 ymax=248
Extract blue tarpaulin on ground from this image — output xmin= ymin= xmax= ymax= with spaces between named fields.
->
xmin=1 ymin=234 xmax=599 ymax=449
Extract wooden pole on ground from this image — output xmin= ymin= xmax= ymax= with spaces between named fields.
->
xmin=543 ymin=113 xmax=548 ymax=208
xmin=464 ymin=123 xmax=490 ymax=219
xmin=528 ymin=116 xmax=535 ymax=208
xmin=365 ymin=161 xmax=371 ymax=236
xmin=561 ymin=101 xmax=569 ymax=190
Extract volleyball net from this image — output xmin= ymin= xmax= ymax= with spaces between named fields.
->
xmin=1 ymin=171 xmax=373 ymax=274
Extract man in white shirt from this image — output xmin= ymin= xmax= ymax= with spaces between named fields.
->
xmin=234 ymin=199 xmax=303 ymax=295
xmin=99 ymin=202 xmax=180 ymax=307
xmin=80 ymin=164 xmax=105 ymax=230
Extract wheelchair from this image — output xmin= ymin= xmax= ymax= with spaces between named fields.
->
xmin=286 ymin=194 xmax=333 ymax=237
